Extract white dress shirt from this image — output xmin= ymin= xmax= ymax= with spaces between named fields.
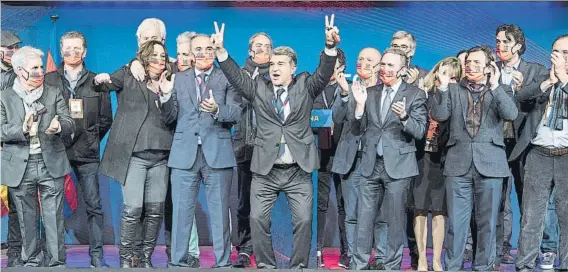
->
xmin=531 ymin=85 xmax=568 ymax=148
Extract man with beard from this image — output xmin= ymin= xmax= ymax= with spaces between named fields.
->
xmin=350 ymin=47 xmax=427 ymax=270
xmin=2 ymin=46 xmax=75 ymax=267
xmin=232 ymin=32 xmax=272 ymax=268
xmin=314 ymin=48 xmax=349 ymax=269
xmin=214 ymin=14 xmax=339 ymax=268
xmin=493 ymin=24 xmax=549 ymax=267
xmin=1 ymin=31 xmax=20 ymax=91
xmin=43 ymin=31 xmax=112 ymax=268
xmin=513 ymin=34 xmax=568 ymax=272
xmin=162 ymin=33 xmax=241 ymax=268
xmin=432 ymin=45 xmax=518 ymax=271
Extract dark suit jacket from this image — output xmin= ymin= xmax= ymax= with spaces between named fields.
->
xmin=312 ymin=83 xmax=344 ymax=150
xmin=509 ymin=79 xmax=568 ymax=162
xmin=44 ymin=65 xmax=113 ymax=162
xmin=94 ymin=66 xmax=175 ymax=185
xmin=218 ymin=51 xmax=337 ymax=175
xmin=497 ymin=59 xmax=548 ymax=138
xmin=349 ymin=81 xmax=428 ymax=179
xmin=161 ymin=66 xmax=241 ymax=170
xmin=431 ymin=81 xmax=519 ymax=178
xmin=1 ymin=84 xmax=75 ymax=187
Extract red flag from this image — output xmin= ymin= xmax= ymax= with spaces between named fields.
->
xmin=46 ymin=19 xmax=78 ymax=212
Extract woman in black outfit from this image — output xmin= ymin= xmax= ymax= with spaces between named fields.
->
xmin=413 ymin=56 xmax=462 ymax=271
xmin=93 ymin=40 xmax=175 ymax=268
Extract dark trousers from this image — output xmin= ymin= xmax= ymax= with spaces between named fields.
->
xmin=317 ymin=153 xmax=347 ymax=255
xmin=70 ymin=161 xmax=105 ymax=260
xmin=342 ymin=157 xmax=387 ymax=263
xmin=236 ymin=160 xmax=253 ymax=255
xmin=516 ymin=148 xmax=568 ymax=271
xmin=170 ymin=147 xmax=233 ymax=268
xmin=496 ymin=138 xmax=523 ymax=262
xmin=9 ymin=154 xmax=66 ymax=267
xmin=353 ymin=157 xmax=411 ymax=270
xmin=541 ymin=190 xmax=559 ymax=253
xmin=7 ymin=190 xmax=22 ymax=257
xmin=444 ymin=163 xmax=502 ymax=271
xmin=250 ymin=164 xmax=313 ymax=269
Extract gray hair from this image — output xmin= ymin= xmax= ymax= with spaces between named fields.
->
xmin=272 ymin=46 xmax=297 ymax=66
xmin=189 ymin=33 xmax=211 ymax=44
xmin=383 ymin=47 xmax=408 ymax=67
xmin=12 ymin=46 xmax=44 ymax=70
xmin=176 ymin=31 xmax=196 ymax=45
xmin=60 ymin=31 xmax=87 ymax=49
xmin=248 ymin=32 xmax=273 ymax=50
xmin=136 ymin=18 xmax=166 ymax=41
xmin=391 ymin=30 xmax=416 ymax=51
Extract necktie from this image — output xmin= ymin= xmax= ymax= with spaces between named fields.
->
xmin=381 ymin=87 xmax=392 ymax=123
xmin=198 ymin=73 xmax=208 ymax=102
xmin=378 ymin=87 xmax=393 ymax=156
xmin=468 ymin=83 xmax=485 ymax=93
xmin=274 ymin=88 xmax=286 ymax=122
xmin=274 ymin=88 xmax=287 ymax=158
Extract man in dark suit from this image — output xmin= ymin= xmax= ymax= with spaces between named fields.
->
xmin=1 ymin=46 xmax=75 ymax=267
xmin=313 ymin=48 xmax=349 ymax=269
xmin=431 ymin=45 xmax=518 ymax=271
xmin=389 ymin=31 xmax=428 ymax=268
xmin=214 ymin=15 xmax=340 ymax=268
xmin=232 ymin=32 xmax=273 ymax=268
xmin=43 ymin=31 xmax=112 ymax=268
xmin=350 ymin=47 xmax=428 ymax=270
xmin=493 ymin=24 xmax=549 ymax=266
xmin=160 ymin=33 xmax=241 ymax=268
xmin=0 ymin=30 xmax=23 ymax=268
xmin=513 ymin=34 xmax=568 ymax=272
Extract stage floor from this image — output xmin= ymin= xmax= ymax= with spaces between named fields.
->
xmin=1 ymin=246 xmax=519 ymax=270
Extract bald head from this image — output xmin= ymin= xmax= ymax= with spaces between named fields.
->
xmin=356 ymin=47 xmax=381 ymax=80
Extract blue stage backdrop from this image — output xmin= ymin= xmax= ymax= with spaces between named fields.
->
xmin=1 ymin=2 xmax=567 ymax=264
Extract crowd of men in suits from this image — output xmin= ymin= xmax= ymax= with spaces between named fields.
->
xmin=1 ymin=14 xmax=567 ymax=272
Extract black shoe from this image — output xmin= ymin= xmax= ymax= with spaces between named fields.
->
xmin=233 ymin=253 xmax=252 ymax=268
xmin=187 ymin=255 xmax=200 ymax=268
xmin=338 ymin=254 xmax=350 ymax=269
xmin=410 ymin=255 xmax=419 ymax=270
xmin=376 ymin=262 xmax=386 ymax=270
xmin=7 ymin=254 xmax=23 ymax=267
xmin=90 ymin=258 xmax=110 ymax=268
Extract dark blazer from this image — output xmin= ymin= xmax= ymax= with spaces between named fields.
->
xmin=497 ymin=59 xmax=548 ymax=138
xmin=161 ymin=66 xmax=241 ymax=170
xmin=1 ymin=84 xmax=75 ymax=187
xmin=509 ymin=79 xmax=568 ymax=162
xmin=431 ymin=81 xmax=519 ymax=178
xmin=349 ymin=81 xmax=428 ymax=179
xmin=330 ymin=86 xmax=371 ymax=175
xmin=44 ymin=65 xmax=113 ymax=162
xmin=0 ymin=69 xmax=17 ymax=91
xmin=94 ymin=66 xmax=174 ymax=185
xmin=218 ymin=51 xmax=337 ymax=175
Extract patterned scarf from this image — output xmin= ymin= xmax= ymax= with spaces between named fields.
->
xmin=547 ymin=83 xmax=567 ymax=131
xmin=12 ymin=78 xmax=45 ymax=115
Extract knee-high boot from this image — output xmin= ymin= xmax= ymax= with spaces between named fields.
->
xmin=138 ymin=202 xmax=165 ymax=268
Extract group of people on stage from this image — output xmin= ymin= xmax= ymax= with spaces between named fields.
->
xmin=1 ymin=14 xmax=567 ymax=271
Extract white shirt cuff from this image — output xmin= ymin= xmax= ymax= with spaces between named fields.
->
xmin=217 ymin=50 xmax=229 ymax=62
xmin=355 ymin=111 xmax=364 ymax=120
xmin=324 ymin=47 xmax=337 ymax=57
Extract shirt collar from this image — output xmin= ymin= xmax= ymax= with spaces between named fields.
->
xmin=502 ymin=59 xmax=521 ymax=71
xmin=273 ymin=85 xmax=288 ymax=94
xmin=195 ymin=66 xmax=214 ymax=77
xmin=385 ymin=78 xmax=403 ymax=93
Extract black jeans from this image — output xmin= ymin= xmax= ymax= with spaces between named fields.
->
xmin=236 ymin=161 xmax=253 ymax=255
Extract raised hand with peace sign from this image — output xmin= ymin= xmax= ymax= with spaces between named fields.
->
xmin=211 ymin=21 xmax=226 ymax=51
xmin=325 ymin=14 xmax=341 ymax=49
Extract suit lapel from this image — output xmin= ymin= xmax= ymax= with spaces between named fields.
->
xmin=136 ymin=79 xmax=149 ymax=103
xmin=480 ymin=89 xmax=494 ymax=128
xmin=286 ymin=87 xmax=299 ymax=123
xmin=186 ymin=69 xmax=198 ymax=110
xmin=12 ymin=90 xmax=25 ymax=122
xmin=206 ymin=67 xmax=222 ymax=96
xmin=384 ymin=81 xmax=408 ymax=125
xmin=518 ymin=59 xmax=528 ymax=84
xmin=265 ymin=83 xmax=280 ymax=122
xmin=374 ymin=85 xmax=383 ymax=127
xmin=37 ymin=88 xmax=50 ymax=126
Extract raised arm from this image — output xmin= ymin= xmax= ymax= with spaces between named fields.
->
xmin=215 ymin=80 xmax=242 ymax=124
xmin=54 ymin=89 xmax=75 ymax=138
xmin=401 ymin=90 xmax=428 ymax=140
xmin=92 ymin=66 xmax=127 ymax=93
xmin=516 ymin=65 xmax=549 ymax=102
xmin=348 ymin=81 xmax=368 ymax=136
xmin=431 ymin=67 xmax=453 ymax=122
xmin=212 ymin=21 xmax=258 ymax=102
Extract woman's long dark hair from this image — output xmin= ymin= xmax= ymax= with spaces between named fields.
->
xmin=136 ymin=40 xmax=173 ymax=80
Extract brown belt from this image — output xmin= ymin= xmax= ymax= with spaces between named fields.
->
xmin=532 ymin=145 xmax=568 ymax=157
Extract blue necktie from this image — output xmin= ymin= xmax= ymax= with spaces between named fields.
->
xmin=377 ymin=87 xmax=392 ymax=156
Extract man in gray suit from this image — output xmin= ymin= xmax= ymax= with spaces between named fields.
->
xmin=431 ymin=45 xmax=518 ymax=271
xmin=160 ymin=33 xmax=242 ymax=268
xmin=1 ymin=46 xmax=75 ymax=267
xmin=350 ymin=47 xmax=427 ymax=270
xmin=513 ymin=34 xmax=568 ymax=272
xmin=214 ymin=15 xmax=340 ymax=268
